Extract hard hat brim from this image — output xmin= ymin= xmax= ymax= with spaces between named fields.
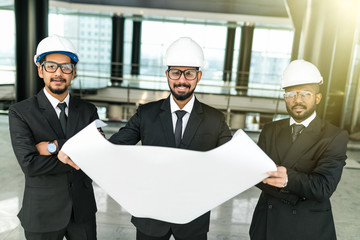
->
xmin=281 ymin=79 xmax=323 ymax=89
xmin=34 ymin=51 xmax=79 ymax=66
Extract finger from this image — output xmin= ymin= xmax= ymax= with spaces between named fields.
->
xmin=277 ymin=166 xmax=287 ymax=172
xmin=65 ymin=157 xmax=79 ymax=170
xmin=69 ymin=161 xmax=80 ymax=170
xmin=267 ymin=171 xmax=285 ymax=178
xmin=263 ymin=180 xmax=282 ymax=188
xmin=268 ymin=167 xmax=287 ymax=177
xmin=263 ymin=177 xmax=281 ymax=184
xmin=263 ymin=177 xmax=286 ymax=188
xmin=73 ymin=164 xmax=80 ymax=170
xmin=57 ymin=151 xmax=79 ymax=170
xmin=58 ymin=151 xmax=70 ymax=162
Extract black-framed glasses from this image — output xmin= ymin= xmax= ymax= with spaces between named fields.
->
xmin=167 ymin=69 xmax=199 ymax=81
xmin=284 ymin=91 xmax=315 ymax=102
xmin=41 ymin=61 xmax=74 ymax=74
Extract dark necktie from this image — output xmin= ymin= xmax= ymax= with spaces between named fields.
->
xmin=58 ymin=102 xmax=67 ymax=136
xmin=174 ymin=110 xmax=187 ymax=147
xmin=292 ymin=124 xmax=304 ymax=142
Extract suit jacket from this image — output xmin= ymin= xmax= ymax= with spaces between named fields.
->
xmin=9 ymin=90 xmax=98 ymax=232
xmin=109 ymin=95 xmax=232 ymax=238
xmin=249 ymin=117 xmax=348 ymax=240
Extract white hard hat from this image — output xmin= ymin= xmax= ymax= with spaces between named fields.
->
xmin=164 ymin=37 xmax=205 ymax=68
xmin=34 ymin=34 xmax=79 ymax=66
xmin=281 ymin=59 xmax=323 ymax=89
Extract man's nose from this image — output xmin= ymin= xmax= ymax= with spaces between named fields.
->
xmin=178 ymin=72 xmax=187 ymax=82
xmin=54 ymin=66 xmax=63 ymax=75
xmin=294 ymin=93 xmax=303 ymax=102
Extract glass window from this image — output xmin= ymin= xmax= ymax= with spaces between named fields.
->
xmin=0 ymin=2 xmax=296 ymax=108
xmin=49 ymin=9 xmax=112 ymax=89
xmin=139 ymin=20 xmax=227 ymax=93
xmin=0 ymin=8 xmax=16 ymax=85
xmin=248 ymin=28 xmax=294 ymax=98
xmin=46 ymin=8 xmax=293 ymax=97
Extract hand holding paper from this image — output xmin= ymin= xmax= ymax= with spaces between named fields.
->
xmin=264 ymin=166 xmax=288 ymax=188
xmin=58 ymin=150 xmax=80 ymax=170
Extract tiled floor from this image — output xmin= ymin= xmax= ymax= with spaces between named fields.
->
xmin=0 ymin=114 xmax=359 ymax=240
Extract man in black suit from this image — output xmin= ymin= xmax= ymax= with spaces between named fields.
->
xmin=249 ymin=60 xmax=348 ymax=240
xmin=109 ymin=37 xmax=232 ymax=240
xmin=9 ymin=35 xmax=98 ymax=240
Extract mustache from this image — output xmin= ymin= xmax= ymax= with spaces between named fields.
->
xmin=174 ymin=83 xmax=190 ymax=88
xmin=292 ymin=104 xmax=307 ymax=110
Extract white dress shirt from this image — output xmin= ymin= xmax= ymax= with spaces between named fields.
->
xmin=170 ymin=94 xmax=195 ymax=137
xmin=43 ymin=88 xmax=70 ymax=117
xmin=289 ymin=111 xmax=317 ymax=128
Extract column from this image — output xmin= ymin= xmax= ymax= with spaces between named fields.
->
xmin=223 ymin=23 xmax=236 ymax=83
xmin=296 ymin=0 xmax=360 ymax=126
xmin=236 ymin=22 xmax=254 ymax=95
xmin=285 ymin=0 xmax=308 ymax=61
xmin=131 ymin=16 xmax=142 ymax=75
xmin=15 ymin=0 xmax=48 ymax=102
xmin=111 ymin=14 xmax=125 ymax=86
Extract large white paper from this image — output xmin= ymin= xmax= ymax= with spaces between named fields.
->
xmin=61 ymin=120 xmax=276 ymax=224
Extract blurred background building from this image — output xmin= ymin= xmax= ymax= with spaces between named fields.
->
xmin=1 ymin=0 xmax=360 ymax=133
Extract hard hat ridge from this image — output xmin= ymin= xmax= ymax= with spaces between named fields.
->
xmin=34 ymin=34 xmax=79 ymax=66
xmin=281 ymin=59 xmax=323 ymax=89
xmin=164 ymin=37 xmax=205 ymax=68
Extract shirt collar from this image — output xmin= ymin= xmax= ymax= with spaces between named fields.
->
xmin=170 ymin=94 xmax=195 ymax=114
xmin=43 ymin=88 xmax=70 ymax=109
xmin=290 ymin=111 xmax=316 ymax=127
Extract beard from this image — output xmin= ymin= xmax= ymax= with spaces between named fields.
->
xmin=169 ymin=83 xmax=196 ymax=101
xmin=48 ymin=78 xmax=68 ymax=95
xmin=286 ymin=102 xmax=317 ymax=122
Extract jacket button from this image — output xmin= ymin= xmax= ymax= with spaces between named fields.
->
xmin=268 ymin=205 xmax=273 ymax=209
xmin=292 ymin=209 xmax=297 ymax=214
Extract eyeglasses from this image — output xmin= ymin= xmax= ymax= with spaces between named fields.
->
xmin=41 ymin=61 xmax=74 ymax=74
xmin=167 ymin=69 xmax=199 ymax=81
xmin=284 ymin=91 xmax=315 ymax=102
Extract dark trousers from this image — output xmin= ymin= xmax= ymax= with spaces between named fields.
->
xmin=24 ymin=216 xmax=96 ymax=240
xmin=136 ymin=229 xmax=207 ymax=240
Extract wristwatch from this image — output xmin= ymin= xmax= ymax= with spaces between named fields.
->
xmin=47 ymin=141 xmax=57 ymax=154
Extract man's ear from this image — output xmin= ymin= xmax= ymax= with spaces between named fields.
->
xmin=38 ymin=65 xmax=44 ymax=78
xmin=197 ymin=71 xmax=202 ymax=84
xmin=72 ymin=67 xmax=76 ymax=79
xmin=316 ymin=92 xmax=322 ymax=104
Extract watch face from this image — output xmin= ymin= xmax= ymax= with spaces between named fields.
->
xmin=47 ymin=143 xmax=57 ymax=154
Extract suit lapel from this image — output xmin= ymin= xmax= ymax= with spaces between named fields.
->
xmin=181 ymin=98 xmax=203 ymax=148
xmin=281 ymin=117 xmax=323 ymax=168
xmin=159 ymin=96 xmax=176 ymax=147
xmin=275 ymin=119 xmax=292 ymax=164
xmin=37 ymin=90 xmax=66 ymax=139
xmin=67 ymin=96 xmax=80 ymax=138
